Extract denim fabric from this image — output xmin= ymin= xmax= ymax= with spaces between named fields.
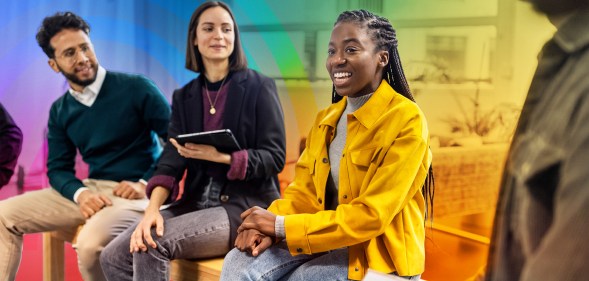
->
xmin=100 ymin=205 xmax=230 ymax=281
xmin=221 ymin=242 xmax=349 ymax=281
xmin=195 ymin=177 xmax=222 ymax=209
xmin=221 ymin=242 xmax=422 ymax=281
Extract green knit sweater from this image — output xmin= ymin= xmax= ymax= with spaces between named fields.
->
xmin=47 ymin=71 xmax=170 ymax=201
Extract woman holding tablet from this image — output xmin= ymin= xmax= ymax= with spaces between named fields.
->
xmin=100 ymin=2 xmax=286 ymax=280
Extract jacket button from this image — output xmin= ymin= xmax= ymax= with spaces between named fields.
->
xmin=322 ymin=158 xmax=328 ymax=163
xmin=354 ymin=267 xmax=359 ymax=271
xmin=296 ymin=248 xmax=303 ymax=253
xmin=220 ymin=195 xmax=229 ymax=202
xmin=318 ymin=198 xmax=322 ymax=204
xmin=343 ymin=195 xmax=348 ymax=199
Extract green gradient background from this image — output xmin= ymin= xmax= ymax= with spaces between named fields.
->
xmin=231 ymin=0 xmax=504 ymax=138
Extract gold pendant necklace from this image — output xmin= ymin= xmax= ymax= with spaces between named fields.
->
xmin=204 ymin=75 xmax=227 ymax=115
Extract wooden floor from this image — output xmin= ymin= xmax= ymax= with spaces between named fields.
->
xmin=422 ymin=212 xmax=493 ymax=281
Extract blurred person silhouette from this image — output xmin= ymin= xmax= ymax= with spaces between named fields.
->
xmin=484 ymin=1 xmax=589 ymax=280
xmin=0 ymin=102 xmax=23 ymax=189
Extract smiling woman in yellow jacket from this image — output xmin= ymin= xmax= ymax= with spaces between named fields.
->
xmin=221 ymin=9 xmax=433 ymax=281
xmin=275 ymin=79 xmax=431 ymax=280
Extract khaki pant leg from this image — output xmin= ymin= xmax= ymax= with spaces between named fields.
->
xmin=0 ymin=188 xmax=84 ymax=281
xmin=73 ymin=179 xmax=147 ymax=281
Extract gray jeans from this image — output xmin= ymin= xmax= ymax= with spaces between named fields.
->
xmin=100 ymin=204 xmax=230 ymax=281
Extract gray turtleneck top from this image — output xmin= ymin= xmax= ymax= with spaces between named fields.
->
xmin=328 ymin=93 xmax=373 ymax=191
xmin=275 ymin=92 xmax=374 ymax=238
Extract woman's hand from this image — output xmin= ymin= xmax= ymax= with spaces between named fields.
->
xmin=170 ymin=138 xmax=231 ymax=164
xmin=235 ymin=229 xmax=274 ymax=257
xmin=238 ymin=206 xmax=277 ymax=236
xmin=130 ymin=207 xmax=164 ymax=253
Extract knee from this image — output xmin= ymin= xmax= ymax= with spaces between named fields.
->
xmin=222 ymin=248 xmax=241 ymax=268
xmin=99 ymin=241 xmax=119 ymax=269
xmin=220 ymin=248 xmax=257 ymax=281
xmin=75 ymin=238 xmax=104 ymax=266
xmin=76 ymin=227 xmax=115 ymax=267
xmin=0 ymin=200 xmax=19 ymax=233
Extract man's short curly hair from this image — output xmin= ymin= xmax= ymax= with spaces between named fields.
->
xmin=36 ymin=11 xmax=90 ymax=58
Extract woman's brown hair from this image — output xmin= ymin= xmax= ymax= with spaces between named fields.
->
xmin=185 ymin=1 xmax=247 ymax=73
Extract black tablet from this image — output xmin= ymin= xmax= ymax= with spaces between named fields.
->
xmin=174 ymin=129 xmax=241 ymax=153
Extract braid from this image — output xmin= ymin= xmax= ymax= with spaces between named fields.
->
xmin=332 ymin=10 xmax=435 ymax=224
xmin=333 ymin=10 xmax=414 ymax=102
xmin=389 ymin=47 xmax=415 ymax=102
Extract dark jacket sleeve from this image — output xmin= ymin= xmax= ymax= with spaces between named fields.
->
xmin=146 ymin=88 xmax=188 ymax=202
xmin=244 ymin=76 xmax=286 ymax=181
xmin=0 ymin=103 xmax=23 ymax=187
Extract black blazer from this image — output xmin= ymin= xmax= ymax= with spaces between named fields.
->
xmin=154 ymin=69 xmax=286 ymax=245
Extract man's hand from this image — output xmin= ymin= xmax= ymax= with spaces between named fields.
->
xmin=235 ymin=229 xmax=273 ymax=257
xmin=77 ymin=190 xmax=112 ymax=219
xmin=237 ymin=206 xmax=277 ymax=236
xmin=113 ymin=180 xmax=146 ymax=199
xmin=130 ymin=207 xmax=164 ymax=253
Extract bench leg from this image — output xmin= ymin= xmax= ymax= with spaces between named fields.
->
xmin=43 ymin=232 xmax=65 ymax=281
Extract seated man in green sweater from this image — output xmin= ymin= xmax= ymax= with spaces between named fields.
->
xmin=0 ymin=11 xmax=170 ymax=281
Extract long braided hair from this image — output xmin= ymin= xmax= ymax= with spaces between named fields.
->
xmin=332 ymin=10 xmax=435 ymax=222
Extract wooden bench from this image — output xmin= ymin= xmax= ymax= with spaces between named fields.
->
xmin=171 ymin=258 xmax=224 ymax=281
xmin=42 ymin=231 xmax=223 ymax=281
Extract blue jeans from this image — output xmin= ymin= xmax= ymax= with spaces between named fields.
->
xmin=221 ymin=242 xmax=350 ymax=281
xmin=221 ymin=242 xmax=422 ymax=281
xmin=100 ymin=205 xmax=230 ymax=281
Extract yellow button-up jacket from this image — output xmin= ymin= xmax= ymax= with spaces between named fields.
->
xmin=267 ymin=80 xmax=431 ymax=280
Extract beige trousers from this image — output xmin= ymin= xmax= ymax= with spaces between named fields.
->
xmin=0 ymin=179 xmax=148 ymax=281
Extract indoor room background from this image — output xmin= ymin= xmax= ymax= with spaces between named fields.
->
xmin=0 ymin=0 xmax=555 ymax=280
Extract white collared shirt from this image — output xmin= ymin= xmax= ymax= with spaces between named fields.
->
xmin=68 ymin=66 xmax=106 ymax=107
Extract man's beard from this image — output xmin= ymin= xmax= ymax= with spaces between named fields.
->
xmin=56 ymin=63 xmax=98 ymax=88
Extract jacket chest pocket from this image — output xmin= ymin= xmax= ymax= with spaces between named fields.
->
xmin=346 ymin=147 xmax=380 ymax=194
